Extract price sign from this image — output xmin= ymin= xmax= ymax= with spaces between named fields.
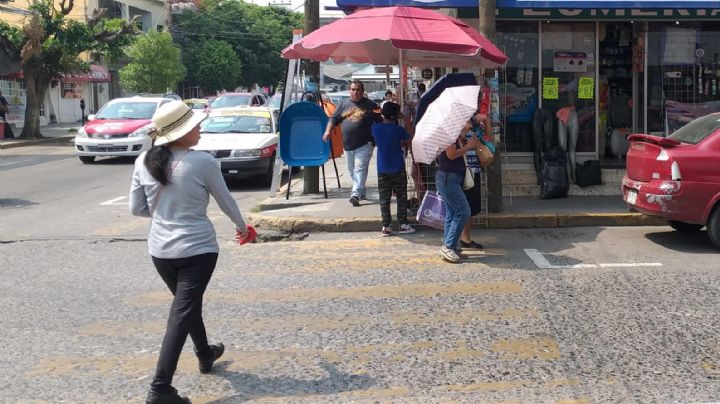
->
xmin=543 ymin=77 xmax=559 ymax=100
xmin=578 ymin=77 xmax=594 ymax=99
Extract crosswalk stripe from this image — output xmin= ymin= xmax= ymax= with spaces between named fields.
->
xmin=78 ymin=308 xmax=538 ymax=337
xmin=29 ymin=336 xmax=560 ymax=378
xmin=128 ymin=281 xmax=524 ymax=306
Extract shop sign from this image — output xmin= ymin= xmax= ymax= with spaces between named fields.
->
xmin=421 ymin=69 xmax=433 ymax=79
xmin=554 ymin=51 xmax=587 ymax=73
xmin=543 ymin=77 xmax=559 ymax=99
xmin=497 ymin=8 xmax=720 ymax=20
xmin=578 ymin=77 xmax=594 ymax=99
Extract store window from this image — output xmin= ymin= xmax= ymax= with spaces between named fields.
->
xmin=647 ymin=22 xmax=720 ymax=135
xmin=541 ymin=22 xmax=596 ymax=154
xmin=61 ymin=81 xmax=83 ymax=99
xmin=496 ymin=21 xmax=539 ymax=153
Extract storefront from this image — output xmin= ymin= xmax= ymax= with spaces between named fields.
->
xmin=458 ymin=1 xmax=720 ymax=169
xmin=338 ymin=0 xmax=720 ymax=164
xmin=0 ymin=64 xmax=111 ymax=126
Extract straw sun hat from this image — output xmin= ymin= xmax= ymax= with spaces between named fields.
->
xmin=150 ymin=100 xmax=207 ymax=146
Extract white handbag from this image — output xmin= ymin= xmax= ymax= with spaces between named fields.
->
xmin=462 ymin=154 xmax=474 ymax=190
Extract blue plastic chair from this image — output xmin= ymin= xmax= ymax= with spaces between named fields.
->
xmin=278 ymin=101 xmax=330 ymax=199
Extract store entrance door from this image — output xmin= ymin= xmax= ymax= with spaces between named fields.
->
xmin=599 ymin=22 xmax=642 ymax=161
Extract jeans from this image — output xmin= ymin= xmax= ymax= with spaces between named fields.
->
xmin=345 ymin=143 xmax=374 ymax=199
xmin=435 ymin=170 xmax=470 ymax=250
xmin=150 ymin=252 xmax=218 ymax=392
xmin=378 ymin=170 xmax=408 ymax=227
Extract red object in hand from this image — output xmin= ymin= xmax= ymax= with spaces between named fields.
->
xmin=237 ymin=225 xmax=257 ymax=245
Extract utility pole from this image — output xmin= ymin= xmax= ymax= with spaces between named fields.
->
xmin=478 ymin=0 xmax=503 ymax=212
xmin=303 ymin=0 xmax=321 ymax=194
xmin=164 ymin=0 xmax=172 ymax=31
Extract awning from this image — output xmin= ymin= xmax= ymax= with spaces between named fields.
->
xmin=336 ymin=0 xmax=720 ymax=8
xmin=0 ymin=65 xmax=111 ymax=83
xmin=64 ymin=65 xmax=111 ymax=83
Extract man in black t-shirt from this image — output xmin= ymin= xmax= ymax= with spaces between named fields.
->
xmin=323 ymin=80 xmax=380 ymax=206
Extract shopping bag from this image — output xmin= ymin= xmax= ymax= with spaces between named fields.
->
xmin=416 ymin=190 xmax=445 ymax=230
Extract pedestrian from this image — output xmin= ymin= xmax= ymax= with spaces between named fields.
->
xmin=380 ymin=90 xmax=394 ymax=108
xmin=435 ymin=128 xmax=481 ymax=263
xmin=0 ymin=91 xmax=14 ymax=139
xmin=459 ymin=112 xmax=492 ymax=250
xmin=323 ymin=80 xmax=381 ymax=207
xmin=371 ymin=101 xmax=415 ymax=237
xmin=129 ymin=101 xmax=249 ymax=404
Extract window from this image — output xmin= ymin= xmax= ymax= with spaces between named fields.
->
xmin=496 ymin=21 xmax=539 ymax=153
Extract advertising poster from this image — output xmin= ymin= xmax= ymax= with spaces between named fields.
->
xmin=6 ymin=94 xmax=26 ymax=124
xmin=553 ymin=51 xmax=588 ymax=73
xmin=543 ymin=77 xmax=559 ymax=100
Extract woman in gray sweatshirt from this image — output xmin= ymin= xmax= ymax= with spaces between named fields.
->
xmin=130 ymin=101 xmax=248 ymax=404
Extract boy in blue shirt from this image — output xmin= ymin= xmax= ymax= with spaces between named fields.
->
xmin=372 ymin=102 xmax=415 ymax=236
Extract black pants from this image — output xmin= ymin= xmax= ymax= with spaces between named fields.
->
xmin=378 ymin=171 xmax=409 ymax=227
xmin=150 ymin=252 xmax=218 ymax=392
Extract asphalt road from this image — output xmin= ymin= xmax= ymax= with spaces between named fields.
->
xmin=1 ymin=143 xmax=720 ymax=403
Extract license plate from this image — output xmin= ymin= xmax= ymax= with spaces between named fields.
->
xmin=626 ymin=189 xmax=638 ymax=205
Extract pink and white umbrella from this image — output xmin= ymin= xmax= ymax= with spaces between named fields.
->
xmin=281 ymin=6 xmax=507 ymax=69
xmin=412 ymin=85 xmax=480 ymax=164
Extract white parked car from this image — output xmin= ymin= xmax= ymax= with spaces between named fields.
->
xmin=74 ymin=97 xmax=173 ymax=163
xmin=193 ymin=107 xmax=280 ymax=186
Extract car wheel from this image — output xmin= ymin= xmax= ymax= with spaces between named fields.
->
xmin=79 ymin=156 xmax=96 ymax=164
xmin=668 ymin=220 xmax=704 ymax=233
xmin=707 ymin=206 xmax=720 ymax=249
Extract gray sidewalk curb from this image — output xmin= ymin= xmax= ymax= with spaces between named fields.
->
xmin=246 ymin=211 xmax=666 ymax=233
xmin=1 ymin=135 xmax=75 ymax=149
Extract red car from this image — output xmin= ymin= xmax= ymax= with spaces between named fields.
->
xmin=623 ymin=112 xmax=720 ymax=247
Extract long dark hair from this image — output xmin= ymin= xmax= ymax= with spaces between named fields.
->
xmin=144 ymin=145 xmax=172 ymax=185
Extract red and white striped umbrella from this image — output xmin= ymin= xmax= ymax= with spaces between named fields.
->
xmin=412 ymin=85 xmax=480 ymax=164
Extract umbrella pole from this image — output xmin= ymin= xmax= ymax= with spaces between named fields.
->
xmin=398 ymin=49 xmax=404 ymax=116
xmin=317 ymin=89 xmax=341 ymax=188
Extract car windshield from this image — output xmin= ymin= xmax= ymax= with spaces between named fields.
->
xmin=668 ymin=114 xmax=720 ymax=145
xmin=210 ymin=95 xmax=251 ymax=109
xmin=96 ymin=102 xmax=156 ymax=119
xmin=201 ymin=115 xmax=273 ymax=133
xmin=268 ymin=96 xmax=282 ymax=108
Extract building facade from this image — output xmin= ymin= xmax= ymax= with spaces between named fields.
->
xmin=0 ymin=0 xmax=163 ymax=126
xmin=334 ymin=0 xmax=720 ymax=198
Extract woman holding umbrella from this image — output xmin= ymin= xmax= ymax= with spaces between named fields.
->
xmin=436 ymin=127 xmax=481 ymax=263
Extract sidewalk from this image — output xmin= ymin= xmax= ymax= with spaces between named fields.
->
xmin=1 ymin=122 xmax=80 ymax=149
xmin=248 ymin=157 xmax=665 ymax=232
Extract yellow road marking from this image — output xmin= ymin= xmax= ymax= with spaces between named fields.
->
xmin=79 ymin=308 xmax=536 ymax=337
xmin=128 ymin=281 xmax=524 ymax=306
xmin=490 ymin=336 xmax=561 ymax=360
xmin=443 ymin=379 xmax=533 ymax=392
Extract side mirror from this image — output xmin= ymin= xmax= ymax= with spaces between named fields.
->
xmin=87 ymin=114 xmax=96 ymax=121
xmin=259 ymin=125 xmax=271 ymax=133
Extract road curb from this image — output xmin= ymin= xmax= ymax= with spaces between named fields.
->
xmin=247 ymin=211 xmax=665 ymax=233
xmin=1 ymin=135 xmax=75 ymax=149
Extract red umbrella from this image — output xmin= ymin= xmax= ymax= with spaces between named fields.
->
xmin=281 ymin=6 xmax=507 ymax=68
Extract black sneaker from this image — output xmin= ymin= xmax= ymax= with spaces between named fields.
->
xmin=349 ymin=196 xmax=360 ymax=207
xmin=146 ymin=386 xmax=191 ymax=404
xmin=196 ymin=343 xmax=224 ymax=374
xmin=459 ymin=239 xmax=484 ymax=249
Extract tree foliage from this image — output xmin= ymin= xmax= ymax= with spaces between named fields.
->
xmin=0 ymin=0 xmax=137 ymax=138
xmin=184 ymin=39 xmax=242 ymax=93
xmin=120 ymin=30 xmax=186 ymax=93
xmin=173 ymin=0 xmax=302 ymax=90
